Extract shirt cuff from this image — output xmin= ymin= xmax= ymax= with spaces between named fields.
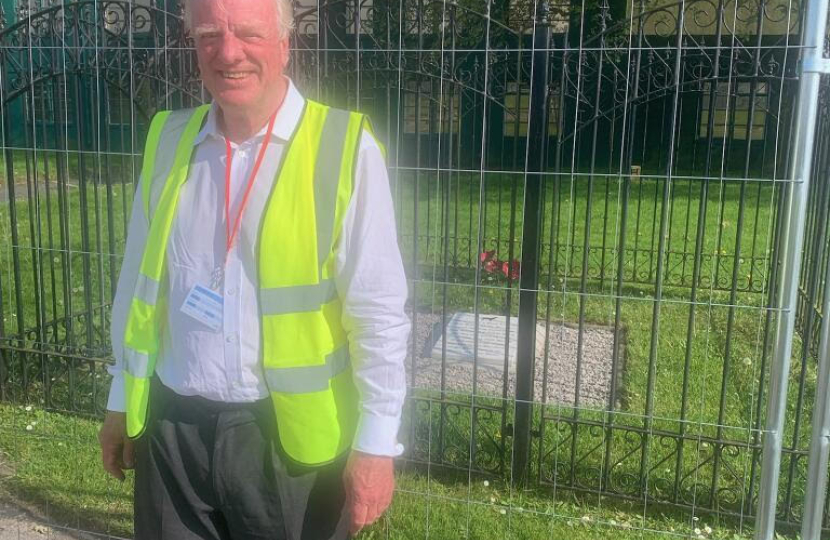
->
xmin=106 ymin=370 xmax=126 ymax=412
xmin=352 ymin=412 xmax=405 ymax=457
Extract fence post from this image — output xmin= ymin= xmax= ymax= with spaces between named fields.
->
xmin=754 ymin=0 xmax=829 ymax=535
xmin=512 ymin=1 xmax=551 ymax=486
xmin=801 ymin=182 xmax=830 ymax=539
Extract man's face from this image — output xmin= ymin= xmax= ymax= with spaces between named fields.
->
xmin=191 ymin=0 xmax=289 ymax=114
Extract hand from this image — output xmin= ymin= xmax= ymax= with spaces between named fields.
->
xmin=342 ymin=450 xmax=395 ymax=536
xmin=98 ymin=411 xmax=135 ymax=481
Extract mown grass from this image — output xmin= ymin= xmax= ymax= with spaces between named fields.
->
xmin=394 ymin=168 xmax=812 ymax=529
xmin=0 ymin=158 xmax=814 ymax=537
xmin=1 ymin=149 xmax=139 ymax=187
xmin=396 ymin=170 xmax=777 ymax=296
xmin=0 ymin=150 xmax=133 ymax=356
xmin=0 ymin=403 xmax=778 ymax=539
xmin=398 ymin=169 xmax=804 ymax=446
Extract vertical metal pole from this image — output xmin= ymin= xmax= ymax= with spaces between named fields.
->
xmin=754 ymin=0 xmax=829 ymax=534
xmin=802 ymin=190 xmax=830 ymax=540
xmin=513 ymin=2 xmax=551 ymax=486
xmin=0 ymin=27 xmax=8 ymax=402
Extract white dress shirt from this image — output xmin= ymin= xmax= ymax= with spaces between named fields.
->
xmin=108 ymin=79 xmax=410 ymax=457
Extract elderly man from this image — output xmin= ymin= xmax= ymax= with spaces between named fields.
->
xmin=97 ymin=0 xmax=409 ymax=537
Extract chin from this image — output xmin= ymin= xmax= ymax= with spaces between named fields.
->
xmin=215 ymin=91 xmax=259 ymax=109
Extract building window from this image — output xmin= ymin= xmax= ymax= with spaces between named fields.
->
xmin=699 ymin=81 xmax=768 ymax=140
xmin=503 ymin=82 xmax=559 ymax=137
xmin=403 ymin=81 xmax=460 ymax=135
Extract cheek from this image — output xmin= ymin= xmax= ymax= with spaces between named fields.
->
xmin=195 ymin=47 xmax=215 ymax=71
xmin=203 ymin=46 xmax=220 ymax=60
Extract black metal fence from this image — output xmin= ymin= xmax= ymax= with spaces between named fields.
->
xmin=1 ymin=0 xmax=828 ymax=535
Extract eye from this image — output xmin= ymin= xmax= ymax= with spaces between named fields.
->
xmin=197 ymin=31 xmax=221 ymax=40
xmin=236 ymin=28 xmax=266 ymax=40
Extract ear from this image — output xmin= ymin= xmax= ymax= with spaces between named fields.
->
xmin=279 ymin=37 xmax=291 ymax=69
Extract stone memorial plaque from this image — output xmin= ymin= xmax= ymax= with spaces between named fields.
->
xmin=411 ymin=310 xmax=619 ymax=405
xmin=428 ymin=312 xmax=545 ymax=368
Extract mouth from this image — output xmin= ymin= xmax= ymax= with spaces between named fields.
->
xmin=218 ymin=71 xmax=254 ymax=81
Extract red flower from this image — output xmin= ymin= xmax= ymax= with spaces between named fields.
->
xmin=480 ymin=250 xmax=496 ymax=264
xmin=484 ymin=259 xmax=500 ymax=274
xmin=502 ymin=260 xmax=520 ymax=280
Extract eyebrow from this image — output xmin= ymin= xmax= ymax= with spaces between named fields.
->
xmin=192 ymin=23 xmax=269 ymax=38
xmin=231 ymin=23 xmax=269 ymax=35
xmin=192 ymin=24 xmax=222 ymax=37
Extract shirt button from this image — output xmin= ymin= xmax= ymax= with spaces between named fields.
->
xmin=227 ymin=287 xmax=237 ymax=296
xmin=225 ymin=334 xmax=237 ymax=344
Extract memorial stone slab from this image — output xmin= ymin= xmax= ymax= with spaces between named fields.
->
xmin=429 ymin=312 xmax=546 ymax=369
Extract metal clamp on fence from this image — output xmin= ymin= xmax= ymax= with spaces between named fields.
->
xmin=802 ymin=56 xmax=830 ymax=74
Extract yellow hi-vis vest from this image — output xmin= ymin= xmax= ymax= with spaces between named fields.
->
xmin=122 ymin=100 xmax=370 ymax=466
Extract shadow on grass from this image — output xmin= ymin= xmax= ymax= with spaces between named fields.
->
xmin=0 ymin=479 xmax=133 ymax=539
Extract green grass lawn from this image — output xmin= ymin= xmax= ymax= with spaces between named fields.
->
xmin=1 ymin=149 xmax=139 ymax=188
xmin=0 ymin=157 xmax=814 ymax=537
xmin=395 ymin=170 xmax=777 ymax=296
xmin=0 ymin=403 xmax=772 ymax=539
xmin=0 ymin=150 xmax=133 ymax=360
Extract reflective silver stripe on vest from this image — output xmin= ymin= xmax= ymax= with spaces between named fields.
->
xmin=134 ymin=274 xmax=160 ymax=306
xmin=261 ymin=279 xmax=337 ymax=315
xmin=314 ymin=109 xmax=351 ymax=272
xmin=264 ymin=347 xmax=350 ymax=394
xmin=148 ymin=107 xmax=210 ymax=220
xmin=124 ymin=347 xmax=151 ymax=378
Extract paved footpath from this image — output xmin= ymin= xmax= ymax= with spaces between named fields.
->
xmin=0 ymin=499 xmax=126 ymax=540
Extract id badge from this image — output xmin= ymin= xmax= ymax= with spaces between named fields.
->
xmin=181 ymin=284 xmax=223 ymax=331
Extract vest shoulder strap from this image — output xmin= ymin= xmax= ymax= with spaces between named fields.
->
xmin=305 ymin=100 xmax=386 ymax=160
xmin=301 ymin=101 xmax=376 ymax=272
xmin=139 ymin=106 xmax=209 ymax=220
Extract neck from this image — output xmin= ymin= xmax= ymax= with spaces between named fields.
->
xmin=219 ymin=85 xmax=287 ymax=143
xmin=220 ymin=110 xmax=272 ymax=143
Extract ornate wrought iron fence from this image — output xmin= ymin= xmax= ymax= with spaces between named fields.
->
xmin=0 ymin=0 xmax=828 ymax=536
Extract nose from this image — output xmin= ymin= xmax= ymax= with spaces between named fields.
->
xmin=216 ymin=33 xmax=245 ymax=65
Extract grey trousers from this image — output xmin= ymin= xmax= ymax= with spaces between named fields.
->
xmin=134 ymin=377 xmax=350 ymax=540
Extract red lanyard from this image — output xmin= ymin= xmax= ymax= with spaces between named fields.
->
xmin=223 ymin=112 xmax=277 ymax=259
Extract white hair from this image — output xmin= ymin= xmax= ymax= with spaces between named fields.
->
xmin=183 ymin=0 xmax=295 ymax=39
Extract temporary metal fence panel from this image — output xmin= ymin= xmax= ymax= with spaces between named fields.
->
xmin=0 ymin=0 xmax=829 ymax=538
xmin=796 ymin=30 xmax=830 ymax=540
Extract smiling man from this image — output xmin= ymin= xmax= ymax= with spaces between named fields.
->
xmin=97 ymin=0 xmax=410 ymax=538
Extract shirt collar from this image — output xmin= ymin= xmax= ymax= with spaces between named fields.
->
xmin=193 ymin=76 xmax=305 ymax=146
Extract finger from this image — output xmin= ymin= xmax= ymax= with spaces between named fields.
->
xmin=362 ymin=503 xmax=382 ymax=528
xmin=102 ymin=449 xmax=126 ymax=481
xmin=123 ymin=438 xmax=136 ymax=469
xmin=350 ymin=502 xmax=369 ymax=536
xmin=100 ymin=436 xmax=126 ymax=481
xmin=379 ymin=487 xmax=394 ymax=513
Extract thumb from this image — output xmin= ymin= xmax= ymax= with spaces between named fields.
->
xmin=123 ymin=438 xmax=136 ymax=469
xmin=350 ymin=501 xmax=369 ymax=536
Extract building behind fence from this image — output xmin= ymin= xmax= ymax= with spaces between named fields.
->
xmin=1 ymin=0 xmax=830 ymax=537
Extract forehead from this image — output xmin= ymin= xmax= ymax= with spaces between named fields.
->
xmin=191 ymin=0 xmax=278 ymax=26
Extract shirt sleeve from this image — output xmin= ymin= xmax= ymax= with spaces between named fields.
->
xmin=335 ymin=129 xmax=410 ymax=457
xmin=106 ymin=184 xmax=149 ymax=412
